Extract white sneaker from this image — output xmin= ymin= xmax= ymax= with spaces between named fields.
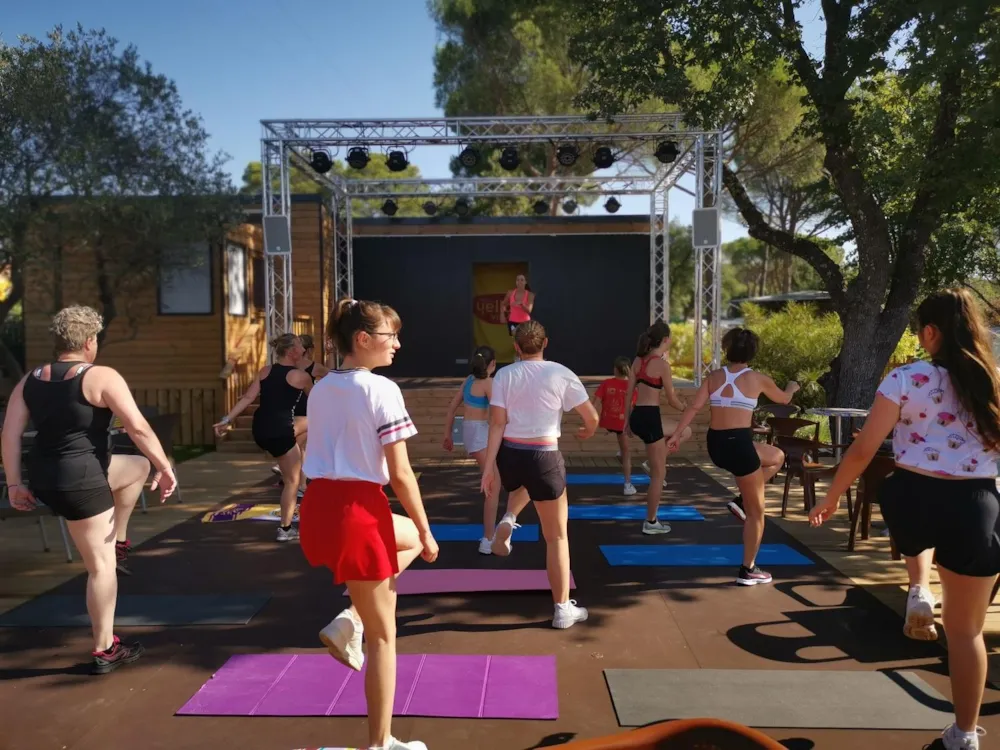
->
xmin=552 ymin=599 xmax=589 ymax=629
xmin=276 ymin=526 xmax=299 ymax=542
xmin=491 ymin=513 xmax=519 ymax=557
xmin=371 ymin=737 xmax=428 ymax=750
xmin=904 ymin=585 xmax=938 ymax=641
xmin=641 ymin=461 xmax=668 ymax=487
xmin=642 ymin=520 xmax=671 ymax=535
xmin=319 ymin=608 xmax=364 ymax=671
xmin=623 ymin=482 xmax=637 ymax=496
xmin=478 ymin=536 xmax=493 ymax=555
xmin=941 ymin=723 xmax=986 ymax=750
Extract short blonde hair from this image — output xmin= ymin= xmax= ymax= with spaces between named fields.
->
xmin=269 ymin=333 xmax=300 ymax=357
xmin=50 ymin=306 xmax=104 ymax=355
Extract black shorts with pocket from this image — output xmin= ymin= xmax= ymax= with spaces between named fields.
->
xmin=707 ymin=427 xmax=762 ymax=478
xmin=32 ymin=483 xmax=115 ymax=521
xmin=629 ymin=406 xmax=663 ymax=445
xmin=879 ymin=467 xmax=1000 ymax=577
xmin=253 ymin=429 xmax=297 ymax=459
xmin=496 ymin=440 xmax=566 ymax=502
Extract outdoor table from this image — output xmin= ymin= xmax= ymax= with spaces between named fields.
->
xmin=805 ymin=407 xmax=870 ymax=461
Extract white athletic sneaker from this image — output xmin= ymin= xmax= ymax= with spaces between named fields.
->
xmin=904 ymin=585 xmax=939 ymax=641
xmin=491 ymin=513 xmax=519 ymax=557
xmin=941 ymin=723 xmax=986 ymax=750
xmin=641 ymin=461 xmax=668 ymax=487
xmin=623 ymin=482 xmax=637 ymax=496
xmin=276 ymin=526 xmax=299 ymax=542
xmin=370 ymin=737 xmax=428 ymax=750
xmin=552 ymin=599 xmax=589 ymax=629
xmin=478 ymin=537 xmax=493 ymax=555
xmin=319 ymin=608 xmax=364 ymax=671
xmin=642 ymin=520 xmax=671 ymax=535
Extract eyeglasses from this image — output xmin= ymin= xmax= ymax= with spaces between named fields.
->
xmin=372 ymin=331 xmax=399 ymax=342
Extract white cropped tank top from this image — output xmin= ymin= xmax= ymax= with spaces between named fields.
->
xmin=709 ymin=367 xmax=758 ymax=411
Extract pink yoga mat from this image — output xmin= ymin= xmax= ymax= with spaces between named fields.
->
xmin=176 ymin=653 xmax=558 ymax=719
xmin=340 ymin=568 xmax=576 ymax=596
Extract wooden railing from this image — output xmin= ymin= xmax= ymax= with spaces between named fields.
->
xmin=130 ymin=387 xmax=223 ymax=446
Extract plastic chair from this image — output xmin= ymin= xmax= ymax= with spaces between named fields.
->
xmin=559 ymin=718 xmax=788 ymax=749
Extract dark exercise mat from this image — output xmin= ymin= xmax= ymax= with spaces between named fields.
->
xmin=0 ymin=593 xmax=271 ymax=627
xmin=604 ymin=668 xmax=953 ymax=729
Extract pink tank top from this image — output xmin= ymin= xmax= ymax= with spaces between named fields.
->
xmin=507 ymin=290 xmax=531 ymax=324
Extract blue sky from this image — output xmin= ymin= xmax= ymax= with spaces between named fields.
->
xmin=5 ymin=0 xmax=825 ymax=242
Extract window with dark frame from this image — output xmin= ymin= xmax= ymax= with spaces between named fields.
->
xmin=158 ymin=242 xmax=213 ymax=315
xmin=226 ymin=243 xmax=248 ymax=317
xmin=252 ymin=256 xmax=266 ymax=310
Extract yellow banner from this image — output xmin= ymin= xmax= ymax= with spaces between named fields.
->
xmin=472 ymin=263 xmax=528 ymax=363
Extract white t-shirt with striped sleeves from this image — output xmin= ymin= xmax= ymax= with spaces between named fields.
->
xmin=303 ymin=368 xmax=417 ymax=486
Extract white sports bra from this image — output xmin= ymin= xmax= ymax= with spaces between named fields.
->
xmin=709 ymin=367 xmax=758 ymax=411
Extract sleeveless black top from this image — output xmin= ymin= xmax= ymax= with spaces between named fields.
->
xmin=293 ymin=362 xmax=316 ymax=417
xmin=22 ymin=361 xmax=113 ymax=491
xmin=252 ymin=364 xmax=304 ymax=437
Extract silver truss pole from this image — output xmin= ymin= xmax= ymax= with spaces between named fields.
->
xmin=262 ymin=138 xmax=292 ymax=365
xmin=692 ymin=133 xmax=724 ymax=385
xmin=649 ymin=186 xmax=669 ymax=324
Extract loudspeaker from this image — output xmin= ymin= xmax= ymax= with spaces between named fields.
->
xmin=263 ymin=216 xmax=292 ymax=256
xmin=692 ymin=208 xmax=721 ymax=247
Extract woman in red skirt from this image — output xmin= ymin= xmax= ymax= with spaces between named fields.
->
xmin=299 ymin=297 xmax=439 ymax=750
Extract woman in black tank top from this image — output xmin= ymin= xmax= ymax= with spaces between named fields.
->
xmin=214 ymin=333 xmax=313 ymax=542
xmin=1 ymin=305 xmax=177 ymax=675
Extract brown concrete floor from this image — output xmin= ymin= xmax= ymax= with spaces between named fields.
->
xmin=1 ymin=464 xmax=998 ymax=749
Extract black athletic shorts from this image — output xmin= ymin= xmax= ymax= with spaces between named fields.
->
xmin=629 ymin=405 xmax=664 ymax=445
xmin=32 ymin=483 xmax=115 ymax=521
xmin=879 ymin=467 xmax=1000 ymax=577
xmin=707 ymin=428 xmax=762 ymax=478
xmin=496 ymin=440 xmax=566 ymax=502
xmin=253 ymin=429 xmax=296 ymax=459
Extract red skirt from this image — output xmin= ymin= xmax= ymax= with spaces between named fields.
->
xmin=299 ymin=479 xmax=399 ymax=584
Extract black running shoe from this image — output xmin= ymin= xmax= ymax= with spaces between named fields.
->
xmin=115 ymin=540 xmax=132 ymax=576
xmin=92 ymin=636 xmax=145 ymax=675
xmin=727 ymin=495 xmax=746 ymax=522
xmin=736 ymin=565 xmax=772 ymax=586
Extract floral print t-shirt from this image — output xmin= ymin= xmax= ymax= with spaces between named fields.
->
xmin=877 ymin=359 xmax=999 ymax=478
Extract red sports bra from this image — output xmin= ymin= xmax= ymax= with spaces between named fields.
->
xmin=635 ymin=355 xmax=663 ymax=389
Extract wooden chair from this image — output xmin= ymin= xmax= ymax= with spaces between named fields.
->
xmin=559 ymin=718 xmax=787 ymax=749
xmin=755 ymin=404 xmax=800 ymax=420
xmin=767 ymin=416 xmax=820 ymax=444
xmin=774 ymin=434 xmax=853 ymax=518
xmin=849 ymin=453 xmax=900 ymax=559
xmin=0 ymin=462 xmax=75 ymax=562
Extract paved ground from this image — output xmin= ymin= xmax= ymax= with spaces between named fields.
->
xmin=2 ymin=461 xmax=999 ymax=749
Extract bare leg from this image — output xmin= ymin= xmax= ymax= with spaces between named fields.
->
xmin=906 ymin=549 xmax=934 ymax=590
xmin=644 ymin=439 xmax=667 ymax=523
xmin=534 ymin=492 xmax=571 ymax=603
xmin=617 ymin=433 xmax=631 ymax=485
xmin=106 ymin=454 xmax=149 ymax=544
xmin=938 ymin=565 xmax=997 ymax=734
xmin=754 ymin=442 xmax=784 ymax=484
xmin=503 ymin=486 xmax=532 ymax=519
xmin=65 ymin=508 xmax=117 ymax=652
xmin=473 ymin=450 xmax=499 ymax=540
xmin=275 ymin=446 xmax=302 ymax=528
xmin=294 ymin=417 xmax=308 ymax=492
xmin=734 ymin=469 xmax=766 ymax=568
xmin=343 ymin=514 xmax=423 ymax=623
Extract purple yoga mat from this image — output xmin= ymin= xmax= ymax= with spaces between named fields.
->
xmin=176 ymin=653 xmax=558 ymax=719
xmin=341 ymin=568 xmax=576 ymax=596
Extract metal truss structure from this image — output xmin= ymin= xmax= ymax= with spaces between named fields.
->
xmin=260 ymin=115 xmax=723 ymax=382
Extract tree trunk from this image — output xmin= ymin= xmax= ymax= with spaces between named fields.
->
xmin=759 ymin=246 xmax=769 ymax=297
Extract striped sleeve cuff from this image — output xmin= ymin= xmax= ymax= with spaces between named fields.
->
xmin=377 ymin=414 xmax=418 ymax=445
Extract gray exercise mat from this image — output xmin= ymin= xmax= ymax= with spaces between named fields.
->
xmin=0 ymin=594 xmax=271 ymax=627
xmin=604 ymin=668 xmax=953 ymax=729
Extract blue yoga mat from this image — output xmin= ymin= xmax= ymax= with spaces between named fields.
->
xmin=430 ymin=523 xmax=539 ymax=542
xmin=568 ymin=505 xmax=704 ymax=521
xmin=599 ymin=544 xmax=814 ymax=567
xmin=566 ymin=474 xmax=650 ymax=485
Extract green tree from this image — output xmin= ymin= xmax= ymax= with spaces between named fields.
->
xmin=240 ymin=157 xmax=428 ymax=217
xmin=0 ymin=25 xmax=240 ymax=375
xmin=568 ymin=1 xmax=1000 ymax=407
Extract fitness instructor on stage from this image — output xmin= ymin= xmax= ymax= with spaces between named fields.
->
xmin=501 ymin=274 xmax=535 ymax=337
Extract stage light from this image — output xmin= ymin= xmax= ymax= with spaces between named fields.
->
xmin=387 ymin=150 xmax=409 ymax=172
xmin=346 ymin=147 xmax=369 ymax=170
xmin=310 ymin=150 xmax=333 ymax=174
xmin=455 ymin=198 xmax=470 ymax=217
xmin=382 ymin=199 xmax=398 ymax=217
xmin=557 ymin=145 xmax=579 ymax=167
xmin=533 ymin=199 xmax=549 ymax=215
xmin=499 ymin=147 xmax=520 ymax=171
xmin=562 ymin=199 xmax=577 ymax=214
xmin=655 ymin=141 xmax=679 ymax=164
xmin=592 ymin=146 xmax=614 ymax=169
xmin=458 ymin=147 xmax=480 ymax=169
xmin=605 ymin=197 xmax=621 ymax=213
xmin=423 ymin=201 xmax=438 ymax=216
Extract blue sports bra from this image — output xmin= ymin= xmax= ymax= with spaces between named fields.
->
xmin=463 ymin=376 xmax=490 ymax=409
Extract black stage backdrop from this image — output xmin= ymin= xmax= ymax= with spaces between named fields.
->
xmin=353 ymin=230 xmax=649 ymax=377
